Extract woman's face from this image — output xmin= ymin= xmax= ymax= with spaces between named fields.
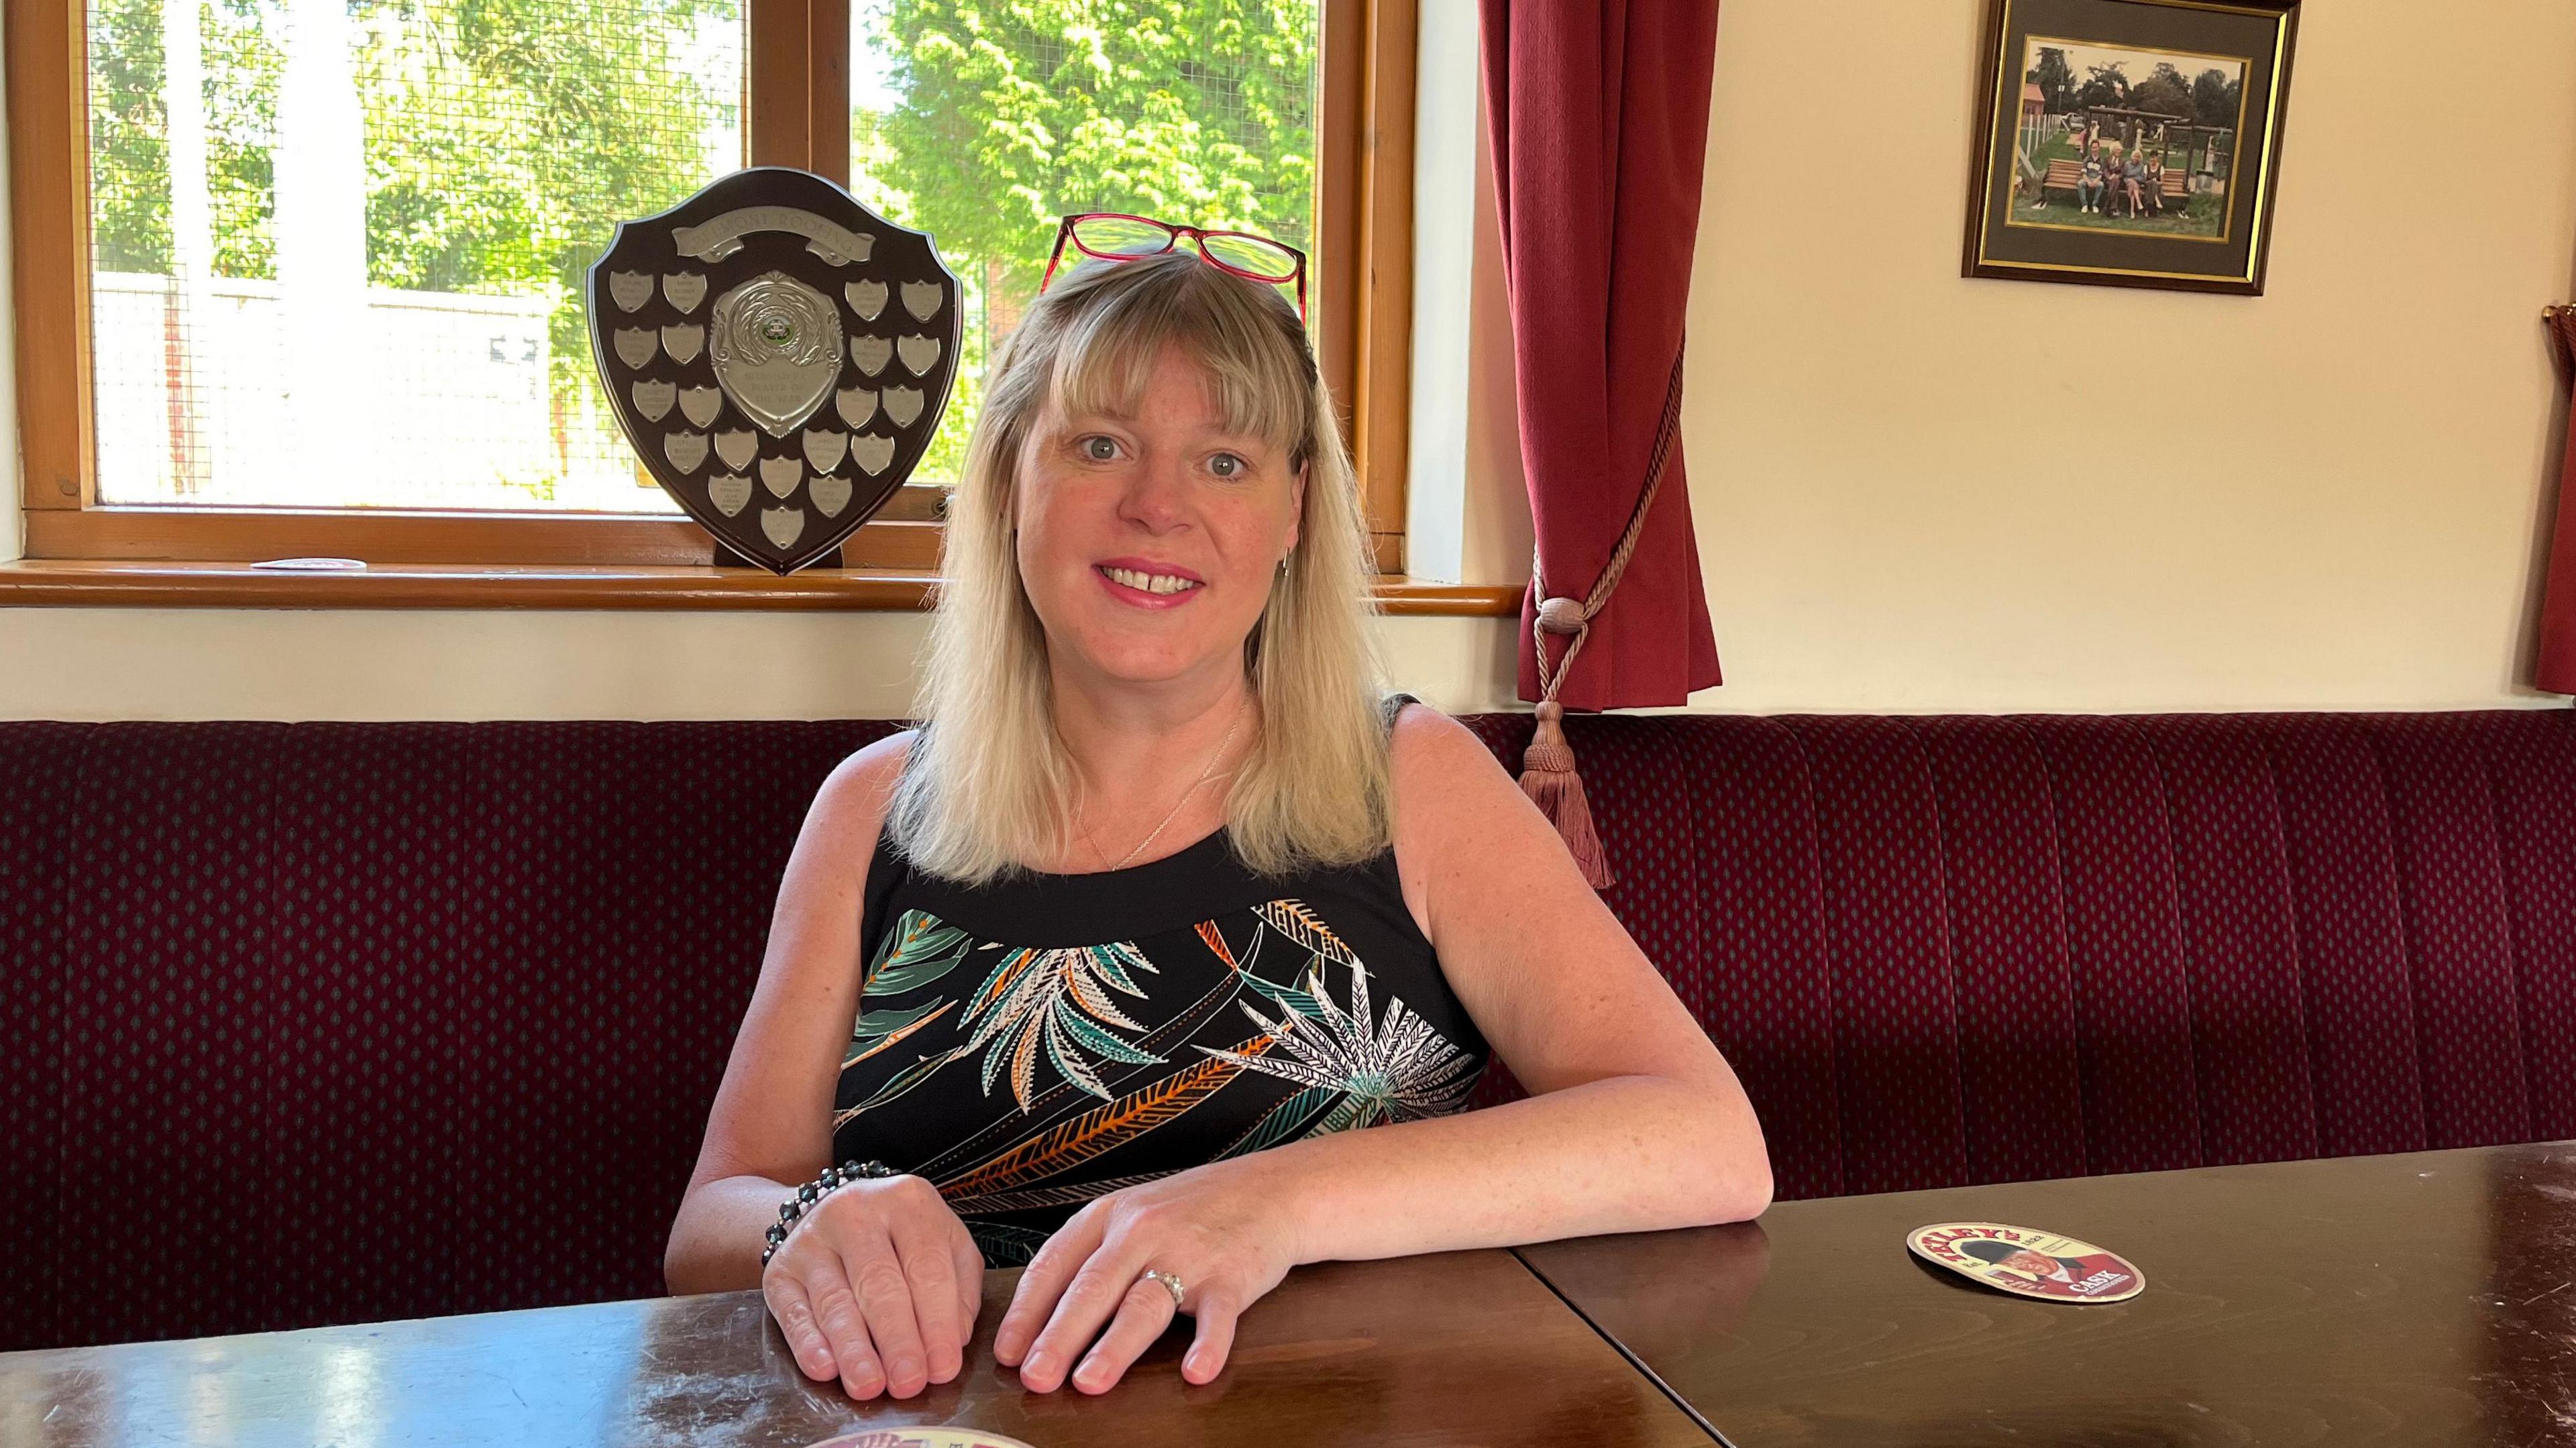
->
xmin=1013 ymin=343 xmax=1305 ymax=689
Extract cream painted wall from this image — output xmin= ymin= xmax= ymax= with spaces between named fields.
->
xmin=0 ymin=609 xmax=1521 ymax=720
xmin=1682 ymin=0 xmax=2576 ymax=712
xmin=4 ymin=0 xmax=2571 ymax=721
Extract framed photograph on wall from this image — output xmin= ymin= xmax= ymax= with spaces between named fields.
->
xmin=1964 ymin=0 xmax=2300 ymax=294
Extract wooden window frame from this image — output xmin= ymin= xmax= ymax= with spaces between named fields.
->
xmin=0 ymin=0 xmax=1492 ymax=610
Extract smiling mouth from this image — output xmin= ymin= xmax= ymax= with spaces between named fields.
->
xmin=1097 ymin=565 xmax=1203 ymax=597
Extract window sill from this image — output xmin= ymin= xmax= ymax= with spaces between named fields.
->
xmin=0 ymin=559 xmax=1523 ymax=615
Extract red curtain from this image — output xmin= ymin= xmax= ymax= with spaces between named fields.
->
xmin=2541 ymin=309 xmax=2576 ymax=694
xmin=1481 ymin=0 xmax=1725 ymax=885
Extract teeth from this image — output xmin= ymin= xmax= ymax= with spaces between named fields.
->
xmin=1104 ymin=565 xmax=1199 ymax=596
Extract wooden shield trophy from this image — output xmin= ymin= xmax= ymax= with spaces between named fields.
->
xmin=587 ymin=168 xmax=963 ymax=574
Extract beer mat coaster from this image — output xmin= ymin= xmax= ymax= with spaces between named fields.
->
xmin=1907 ymin=1222 xmax=2145 ymax=1304
xmin=804 ymin=1422 xmax=1046 ymax=1432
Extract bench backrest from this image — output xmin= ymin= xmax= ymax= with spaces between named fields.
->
xmin=5 ymin=710 xmax=2571 ymax=1349
xmin=1454 ymin=711 xmax=2576 ymax=1202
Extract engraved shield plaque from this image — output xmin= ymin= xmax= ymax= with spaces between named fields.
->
xmin=708 ymin=272 xmax=841 ymax=436
xmin=586 ymin=168 xmax=963 ymax=575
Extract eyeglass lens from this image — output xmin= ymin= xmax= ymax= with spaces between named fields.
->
xmin=1069 ymin=215 xmax=1300 ymax=284
xmin=1199 ymin=232 xmax=1300 ymax=282
xmin=1069 ymin=215 xmax=1178 ymax=258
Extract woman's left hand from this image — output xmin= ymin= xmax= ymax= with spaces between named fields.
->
xmin=991 ymin=1158 xmax=1300 ymax=1393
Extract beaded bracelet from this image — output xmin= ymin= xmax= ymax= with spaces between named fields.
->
xmin=762 ymin=1159 xmax=901 ymax=1266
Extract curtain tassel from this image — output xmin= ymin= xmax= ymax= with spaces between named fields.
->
xmin=1519 ymin=698 xmax=1614 ymax=889
xmin=1511 ymin=349 xmax=1686 ymax=891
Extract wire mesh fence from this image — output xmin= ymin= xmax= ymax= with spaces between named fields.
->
xmin=87 ymin=0 xmax=741 ymax=510
xmin=83 ymin=0 xmax=1322 ymax=512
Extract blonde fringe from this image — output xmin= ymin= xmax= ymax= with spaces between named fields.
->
xmin=891 ymin=254 xmax=1390 ymax=884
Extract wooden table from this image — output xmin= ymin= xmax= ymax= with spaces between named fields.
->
xmin=1518 ymin=1142 xmax=2576 ymax=1446
xmin=0 ymin=1247 xmax=1714 ymax=1447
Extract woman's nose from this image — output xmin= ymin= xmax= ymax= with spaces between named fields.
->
xmin=1116 ymin=455 xmax=1191 ymax=531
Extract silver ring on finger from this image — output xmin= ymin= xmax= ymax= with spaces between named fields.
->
xmin=1140 ymin=1268 xmax=1185 ymax=1311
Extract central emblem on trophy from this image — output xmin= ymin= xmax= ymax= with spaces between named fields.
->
xmin=709 ymin=272 xmax=843 ymax=437
xmin=586 ymin=168 xmax=963 ymax=574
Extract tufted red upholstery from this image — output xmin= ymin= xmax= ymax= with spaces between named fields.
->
xmin=3 ymin=709 xmax=2572 ymax=1349
xmin=1457 ymin=708 xmax=2576 ymax=1201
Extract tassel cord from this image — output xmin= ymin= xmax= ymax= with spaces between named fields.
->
xmin=1517 ymin=343 xmax=1690 ymax=890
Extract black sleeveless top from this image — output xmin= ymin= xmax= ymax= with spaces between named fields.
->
xmin=837 ymin=696 xmax=1490 ymax=1266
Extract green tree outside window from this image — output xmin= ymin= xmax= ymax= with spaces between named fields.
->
xmin=83 ymin=0 xmax=1317 ymax=500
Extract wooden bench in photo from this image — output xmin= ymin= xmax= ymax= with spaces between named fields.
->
xmin=2034 ymin=157 xmax=2190 ymax=211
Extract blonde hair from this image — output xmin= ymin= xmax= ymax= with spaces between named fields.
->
xmin=890 ymin=252 xmax=1389 ymax=885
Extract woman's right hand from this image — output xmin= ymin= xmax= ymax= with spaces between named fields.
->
xmin=761 ymin=1173 xmax=987 ymax=1400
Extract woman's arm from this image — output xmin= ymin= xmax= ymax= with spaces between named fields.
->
xmin=1271 ymin=704 xmax=1772 ymax=1250
xmin=665 ymin=734 xmax=905 ymax=1294
xmin=1166 ymin=707 xmax=1771 ymax=1260
xmin=994 ymin=707 xmax=1769 ymax=1392
xmin=665 ymin=731 xmax=985 ymax=1406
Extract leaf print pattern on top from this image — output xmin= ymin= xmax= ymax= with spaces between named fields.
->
xmin=835 ymin=865 xmax=1491 ymax=1268
xmin=936 ymin=1031 xmax=1280 ymax=1207
xmin=865 ymin=909 xmax=973 ymax=995
xmin=957 ymin=941 xmax=1169 ymax=1109
xmin=1254 ymin=898 xmax=1359 ymax=966
xmin=845 ymin=909 xmax=971 ymax=1069
xmin=1199 ymin=954 xmax=1481 ymax=1127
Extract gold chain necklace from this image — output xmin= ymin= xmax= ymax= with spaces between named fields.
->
xmin=1077 ymin=701 xmax=1247 ymax=872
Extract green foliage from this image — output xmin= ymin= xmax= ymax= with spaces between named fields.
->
xmin=864 ymin=0 xmax=1317 ymax=296
xmin=858 ymin=0 xmax=1317 ymax=478
xmin=2027 ymin=46 xmax=2075 ymax=115
xmin=206 ymin=5 xmax=282 ymax=276
xmin=2075 ymin=62 xmax=2128 ymax=111
xmin=359 ymin=0 xmax=739 ymax=414
xmin=2192 ymin=67 xmax=2244 ymax=129
xmin=88 ymin=0 xmax=282 ymax=276
xmin=87 ymin=0 xmax=168 ymax=272
xmin=83 ymin=0 xmax=1318 ymax=490
xmin=851 ymin=103 xmax=990 ymax=482
xmin=2127 ymin=62 xmax=2192 ymax=121
xmin=87 ymin=0 xmax=733 ymax=413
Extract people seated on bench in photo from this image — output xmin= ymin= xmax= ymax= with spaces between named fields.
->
xmin=2041 ymin=143 xmax=2190 ymax=217
xmin=662 ymin=233 xmax=1774 ymax=1404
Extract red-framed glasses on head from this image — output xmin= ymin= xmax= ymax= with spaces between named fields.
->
xmin=1040 ymin=212 xmax=1309 ymax=322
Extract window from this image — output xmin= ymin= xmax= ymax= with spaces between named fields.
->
xmin=87 ymin=0 xmax=739 ymax=514
xmin=7 ymin=0 xmax=1416 ymax=581
xmin=849 ymin=0 xmax=1325 ymax=492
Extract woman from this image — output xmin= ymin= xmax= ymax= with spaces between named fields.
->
xmin=665 ymin=224 xmax=1772 ymax=1402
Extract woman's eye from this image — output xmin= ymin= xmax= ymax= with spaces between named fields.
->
xmin=1208 ymin=452 xmax=1246 ymax=479
xmin=1079 ymin=436 xmax=1120 ymax=461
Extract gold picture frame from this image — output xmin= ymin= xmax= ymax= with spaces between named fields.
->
xmin=1965 ymin=0 xmax=2300 ymax=295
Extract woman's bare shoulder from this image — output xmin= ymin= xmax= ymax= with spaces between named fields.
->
xmin=1386 ymin=701 xmax=1512 ymax=795
xmin=1386 ymin=702 xmax=1607 ymax=872
xmin=803 ymin=728 xmax=918 ymax=858
xmin=1384 ymin=702 xmax=1534 ymax=847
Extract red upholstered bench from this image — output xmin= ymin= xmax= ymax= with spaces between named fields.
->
xmin=4 ymin=709 xmax=2572 ymax=1349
